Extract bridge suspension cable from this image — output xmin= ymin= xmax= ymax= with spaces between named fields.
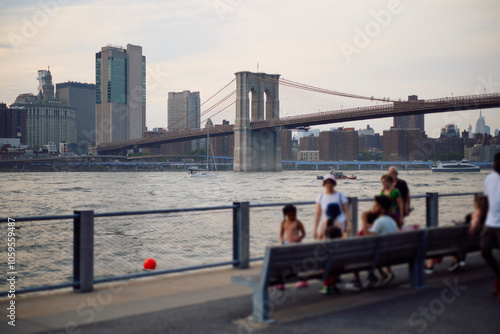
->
xmin=199 ymin=90 xmax=236 ymax=119
xmin=280 ymin=78 xmax=396 ymax=102
xmin=247 ymin=73 xmax=395 ymax=103
xmin=201 ymin=101 xmax=236 ymax=125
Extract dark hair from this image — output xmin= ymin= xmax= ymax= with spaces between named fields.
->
xmin=381 ymin=174 xmax=394 ymax=183
xmin=495 ymin=152 xmax=500 ymax=160
xmin=374 ymin=195 xmax=392 ymax=211
xmin=325 ymin=225 xmax=342 ymax=239
xmin=283 ymin=204 xmax=297 ymax=217
xmin=363 ymin=211 xmax=378 ymax=226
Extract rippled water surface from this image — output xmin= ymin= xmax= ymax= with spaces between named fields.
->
xmin=0 ymin=169 xmax=492 ymax=290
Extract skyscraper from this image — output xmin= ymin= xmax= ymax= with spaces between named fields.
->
xmin=37 ymin=70 xmax=48 ymax=93
xmin=393 ymin=96 xmax=425 ymax=131
xmin=11 ymin=70 xmax=76 ymax=150
xmin=95 ymin=44 xmax=146 ymax=145
xmin=475 ymin=110 xmax=486 ymax=134
xmin=0 ymin=103 xmax=26 ymax=144
xmin=167 ymin=91 xmax=200 ymax=131
xmin=56 ymin=82 xmax=96 ymax=153
xmin=440 ymin=124 xmax=460 ymax=138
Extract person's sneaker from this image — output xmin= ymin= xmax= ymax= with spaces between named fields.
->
xmin=320 ymin=286 xmax=331 ymax=295
xmin=273 ymin=284 xmax=285 ymax=291
xmin=367 ymin=273 xmax=379 ymax=288
xmin=424 ymin=265 xmax=434 ymax=275
xmin=447 ymin=261 xmax=460 ymax=272
xmin=295 ymin=281 xmax=309 ymax=288
xmin=492 ymin=280 xmax=500 ymax=296
xmin=345 ymin=280 xmax=362 ymax=291
xmin=381 ymin=273 xmax=395 ymax=286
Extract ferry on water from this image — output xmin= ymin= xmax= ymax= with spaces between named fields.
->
xmin=431 ymin=160 xmax=480 ymax=173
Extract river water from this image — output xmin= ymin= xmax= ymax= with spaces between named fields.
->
xmin=0 ymin=169 xmax=493 ymax=291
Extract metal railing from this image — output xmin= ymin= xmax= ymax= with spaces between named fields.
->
xmin=0 ymin=192 xmax=479 ymax=296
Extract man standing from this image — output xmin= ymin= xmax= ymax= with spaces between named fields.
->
xmin=480 ymin=152 xmax=500 ymax=299
xmin=389 ymin=166 xmax=411 ymax=217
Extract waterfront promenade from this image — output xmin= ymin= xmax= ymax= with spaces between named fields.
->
xmin=1 ymin=252 xmax=498 ymax=334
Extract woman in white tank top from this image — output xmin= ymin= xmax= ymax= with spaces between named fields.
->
xmin=313 ymin=174 xmax=351 ymax=240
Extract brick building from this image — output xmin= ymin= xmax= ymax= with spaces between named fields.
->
xmin=319 ymin=128 xmax=358 ymax=161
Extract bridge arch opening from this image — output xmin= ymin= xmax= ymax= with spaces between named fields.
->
xmin=264 ymin=89 xmax=272 ymax=121
xmin=249 ymin=87 xmax=260 ymax=121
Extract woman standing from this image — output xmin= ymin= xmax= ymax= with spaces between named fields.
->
xmin=313 ymin=174 xmax=351 ymax=240
xmin=380 ymin=174 xmax=404 ymax=228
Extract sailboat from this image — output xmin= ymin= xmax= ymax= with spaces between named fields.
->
xmin=188 ymin=127 xmax=217 ymax=178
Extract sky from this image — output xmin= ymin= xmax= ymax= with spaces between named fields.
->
xmin=1 ymin=0 xmax=500 ymax=138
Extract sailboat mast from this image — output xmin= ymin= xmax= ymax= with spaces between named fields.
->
xmin=206 ymin=128 xmax=209 ymax=171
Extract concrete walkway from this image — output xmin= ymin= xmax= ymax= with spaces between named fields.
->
xmin=1 ymin=252 xmax=499 ymax=334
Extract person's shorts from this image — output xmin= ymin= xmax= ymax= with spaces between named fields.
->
xmin=480 ymin=226 xmax=500 ymax=249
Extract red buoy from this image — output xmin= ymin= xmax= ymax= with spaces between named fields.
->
xmin=144 ymin=257 xmax=156 ymax=270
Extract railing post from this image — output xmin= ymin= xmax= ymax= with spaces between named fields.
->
xmin=348 ymin=197 xmax=358 ymax=237
xmin=233 ymin=202 xmax=250 ymax=269
xmin=426 ymin=192 xmax=439 ymax=228
xmin=73 ymin=210 xmax=94 ymax=292
xmin=232 ymin=203 xmax=239 ymax=267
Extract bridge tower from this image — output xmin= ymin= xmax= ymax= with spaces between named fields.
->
xmin=233 ymin=71 xmax=282 ymax=172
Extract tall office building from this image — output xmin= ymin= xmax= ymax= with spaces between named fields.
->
xmin=37 ymin=70 xmax=48 ymax=93
xmin=167 ymin=91 xmax=200 ymax=131
xmin=11 ymin=70 xmax=76 ymax=150
xmin=394 ymin=95 xmax=425 ymax=131
xmin=475 ymin=110 xmax=486 ymax=135
xmin=440 ymin=124 xmax=460 ymax=138
xmin=281 ymin=130 xmax=293 ymax=160
xmin=95 ymin=44 xmax=146 ymax=145
xmin=394 ymin=114 xmax=425 ymax=131
xmin=56 ymin=82 xmax=96 ymax=153
xmin=0 ymin=103 xmax=27 ymax=144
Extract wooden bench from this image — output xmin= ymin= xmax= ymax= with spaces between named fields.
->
xmin=424 ymin=225 xmax=480 ymax=265
xmin=232 ymin=230 xmax=425 ymax=322
xmin=232 ymin=226 xmax=481 ymax=323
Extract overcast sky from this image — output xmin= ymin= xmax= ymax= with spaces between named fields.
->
xmin=1 ymin=0 xmax=499 ymax=138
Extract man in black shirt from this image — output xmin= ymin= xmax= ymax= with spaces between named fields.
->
xmin=388 ymin=167 xmax=411 ymax=216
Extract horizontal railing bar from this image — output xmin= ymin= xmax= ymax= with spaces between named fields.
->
xmin=93 ymin=260 xmax=239 ymax=284
xmin=250 ymin=201 xmax=315 ymax=208
xmin=0 ymin=214 xmax=78 ymax=223
xmin=250 ymin=257 xmax=264 ymax=262
xmin=0 ymin=206 xmax=238 ymax=223
xmin=358 ymin=194 xmax=431 ymax=202
xmin=0 ymin=281 xmax=79 ymax=297
xmin=94 ymin=205 xmax=237 ymax=218
xmin=437 ymin=192 xmax=479 ymax=197
xmin=0 ymin=193 xmax=454 ymax=224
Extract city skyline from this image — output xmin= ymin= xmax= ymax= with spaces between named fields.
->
xmin=0 ymin=0 xmax=499 ymax=138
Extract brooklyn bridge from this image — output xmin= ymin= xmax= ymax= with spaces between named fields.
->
xmin=97 ymin=71 xmax=500 ymax=171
